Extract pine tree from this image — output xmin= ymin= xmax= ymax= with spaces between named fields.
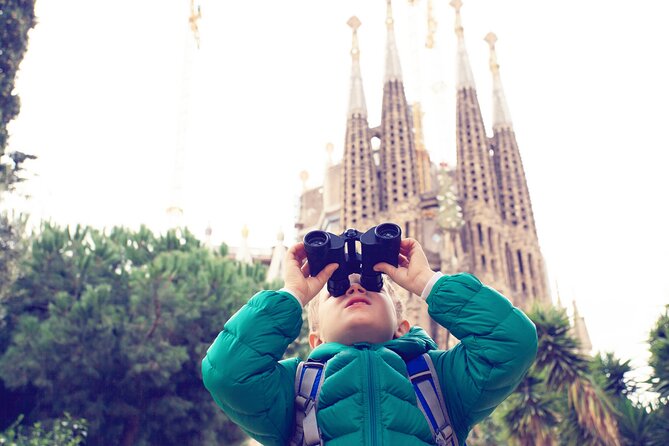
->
xmin=0 ymin=224 xmax=268 ymax=445
xmin=0 ymin=0 xmax=37 ymax=194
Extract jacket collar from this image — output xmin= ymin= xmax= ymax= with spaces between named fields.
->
xmin=308 ymin=326 xmax=437 ymax=362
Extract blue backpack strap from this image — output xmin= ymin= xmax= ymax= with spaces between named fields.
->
xmin=291 ymin=360 xmax=326 ymax=446
xmin=406 ymin=353 xmax=459 ymax=446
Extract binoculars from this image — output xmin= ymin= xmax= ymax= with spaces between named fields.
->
xmin=303 ymin=222 xmax=402 ymax=297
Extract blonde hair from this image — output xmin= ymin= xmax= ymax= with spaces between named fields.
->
xmin=306 ymin=274 xmax=405 ymax=333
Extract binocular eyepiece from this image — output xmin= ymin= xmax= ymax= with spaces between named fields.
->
xmin=303 ymin=222 xmax=401 ymax=297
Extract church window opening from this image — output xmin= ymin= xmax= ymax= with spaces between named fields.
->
xmin=481 ymin=254 xmax=486 ymax=269
xmin=517 ymin=250 xmax=524 ymax=274
xmin=528 ymin=254 xmax=534 ymax=278
xmin=477 ymin=223 xmax=483 ymax=246
xmin=505 ymin=245 xmax=517 ymax=291
xmin=488 ymin=227 xmax=494 ymax=251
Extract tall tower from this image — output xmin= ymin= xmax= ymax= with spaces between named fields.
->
xmin=341 ymin=17 xmax=377 ymax=230
xmin=486 ymin=32 xmax=550 ymax=306
xmin=377 ymin=0 xmax=420 ymax=237
xmin=451 ymin=0 xmax=505 ymax=292
xmin=166 ymin=0 xmax=202 ymax=229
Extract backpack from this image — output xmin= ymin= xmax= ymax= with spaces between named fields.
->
xmin=290 ymin=353 xmax=459 ymax=446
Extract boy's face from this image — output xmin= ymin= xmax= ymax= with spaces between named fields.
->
xmin=309 ymin=274 xmax=409 ymax=347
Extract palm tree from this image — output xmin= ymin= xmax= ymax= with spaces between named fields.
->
xmin=503 ymin=375 xmax=558 ymax=446
xmin=503 ymin=305 xmax=621 ymax=446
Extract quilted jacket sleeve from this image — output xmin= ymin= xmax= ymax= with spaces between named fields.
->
xmin=201 ymin=290 xmax=303 ymax=446
xmin=425 ymin=273 xmax=537 ymax=444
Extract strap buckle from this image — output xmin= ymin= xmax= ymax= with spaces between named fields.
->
xmin=435 ymin=424 xmax=455 ymax=446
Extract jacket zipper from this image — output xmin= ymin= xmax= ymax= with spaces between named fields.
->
xmin=365 ymin=349 xmax=379 ymax=445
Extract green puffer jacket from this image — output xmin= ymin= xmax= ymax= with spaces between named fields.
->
xmin=202 ymin=273 xmax=537 ymax=445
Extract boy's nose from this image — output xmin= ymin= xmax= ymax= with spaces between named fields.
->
xmin=346 ymin=283 xmax=367 ymax=295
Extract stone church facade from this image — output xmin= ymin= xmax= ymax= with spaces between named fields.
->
xmin=294 ymin=1 xmax=553 ymax=348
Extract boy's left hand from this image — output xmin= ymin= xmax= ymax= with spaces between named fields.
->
xmin=374 ymin=238 xmax=435 ymax=296
xmin=283 ymin=242 xmax=339 ymax=306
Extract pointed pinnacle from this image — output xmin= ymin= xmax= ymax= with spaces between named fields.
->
xmin=347 ymin=16 xmax=361 ymax=31
xmin=386 ymin=0 xmax=394 ymax=28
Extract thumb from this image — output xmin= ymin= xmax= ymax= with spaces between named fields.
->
xmin=315 ymin=263 xmax=339 ymax=284
xmin=373 ymin=262 xmax=397 ymax=279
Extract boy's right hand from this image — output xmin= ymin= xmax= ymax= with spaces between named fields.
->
xmin=283 ymin=242 xmax=339 ymax=306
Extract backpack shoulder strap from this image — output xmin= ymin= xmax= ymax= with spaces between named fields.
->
xmin=290 ymin=360 xmax=326 ymax=446
xmin=406 ymin=353 xmax=460 ymax=446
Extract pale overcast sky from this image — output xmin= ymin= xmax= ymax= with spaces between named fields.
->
xmin=4 ymin=1 xmax=669 ymax=384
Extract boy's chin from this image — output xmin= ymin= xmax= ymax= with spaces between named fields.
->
xmin=331 ymin=323 xmax=395 ymax=346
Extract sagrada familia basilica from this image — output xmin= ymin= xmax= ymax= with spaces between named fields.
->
xmin=229 ymin=0 xmax=591 ymax=352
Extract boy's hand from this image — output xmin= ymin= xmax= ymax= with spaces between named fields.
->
xmin=373 ymin=238 xmax=435 ymax=296
xmin=283 ymin=242 xmax=339 ymax=306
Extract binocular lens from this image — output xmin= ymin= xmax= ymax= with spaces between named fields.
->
xmin=305 ymin=231 xmax=329 ymax=247
xmin=375 ymin=223 xmax=400 ymax=240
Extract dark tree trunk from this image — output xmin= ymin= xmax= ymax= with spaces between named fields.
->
xmin=120 ymin=414 xmax=141 ymax=446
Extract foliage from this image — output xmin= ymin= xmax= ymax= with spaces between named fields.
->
xmin=0 ymin=223 xmax=271 ymax=445
xmin=646 ymin=305 xmax=669 ymax=445
xmin=0 ymin=0 xmax=36 ymax=155
xmin=590 ymin=352 xmax=637 ymax=399
xmin=0 ymin=0 xmax=38 ymax=194
xmin=0 ymin=413 xmax=87 ymax=445
xmin=502 ymin=374 xmax=559 ymax=446
xmin=497 ymin=305 xmax=621 ymax=446
xmin=648 ymin=305 xmax=669 ymax=402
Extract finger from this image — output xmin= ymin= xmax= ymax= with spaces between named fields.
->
xmin=300 ymin=261 xmax=311 ymax=278
xmin=398 ymin=254 xmax=410 ymax=268
xmin=373 ymin=262 xmax=397 ymax=278
xmin=314 ymin=263 xmax=339 ymax=284
xmin=400 ymin=238 xmax=418 ymax=254
xmin=286 ymin=242 xmax=306 ymax=263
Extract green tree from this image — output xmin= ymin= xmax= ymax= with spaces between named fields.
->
xmin=1 ymin=412 xmax=87 ymax=445
xmin=499 ymin=305 xmax=621 ymax=446
xmin=648 ymin=305 xmax=669 ymax=402
xmin=591 ymin=352 xmax=637 ymax=399
xmin=0 ymin=0 xmax=37 ymax=193
xmin=0 ymin=223 xmax=270 ymax=445
xmin=647 ymin=305 xmax=669 ymax=445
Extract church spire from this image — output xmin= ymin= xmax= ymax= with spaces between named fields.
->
xmin=450 ymin=0 xmax=507 ymax=300
xmin=450 ymin=0 xmax=475 ymax=88
xmin=384 ymin=0 xmax=402 ymax=83
xmin=347 ymin=16 xmax=367 ymax=117
xmin=377 ymin=0 xmax=419 ymax=218
xmin=487 ymin=33 xmax=550 ymax=306
xmin=572 ymin=300 xmax=593 ymax=355
xmin=341 ymin=17 xmax=377 ymax=229
xmin=266 ymin=229 xmax=286 ymax=283
xmin=235 ymin=225 xmax=253 ymax=265
xmin=485 ymin=32 xmax=513 ymax=129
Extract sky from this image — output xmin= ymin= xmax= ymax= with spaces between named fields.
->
xmin=3 ymin=0 xmax=669 ymax=388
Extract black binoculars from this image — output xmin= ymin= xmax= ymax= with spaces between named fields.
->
xmin=303 ymin=222 xmax=402 ymax=297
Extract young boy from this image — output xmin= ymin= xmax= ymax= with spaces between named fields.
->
xmin=202 ymin=238 xmax=537 ymax=445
